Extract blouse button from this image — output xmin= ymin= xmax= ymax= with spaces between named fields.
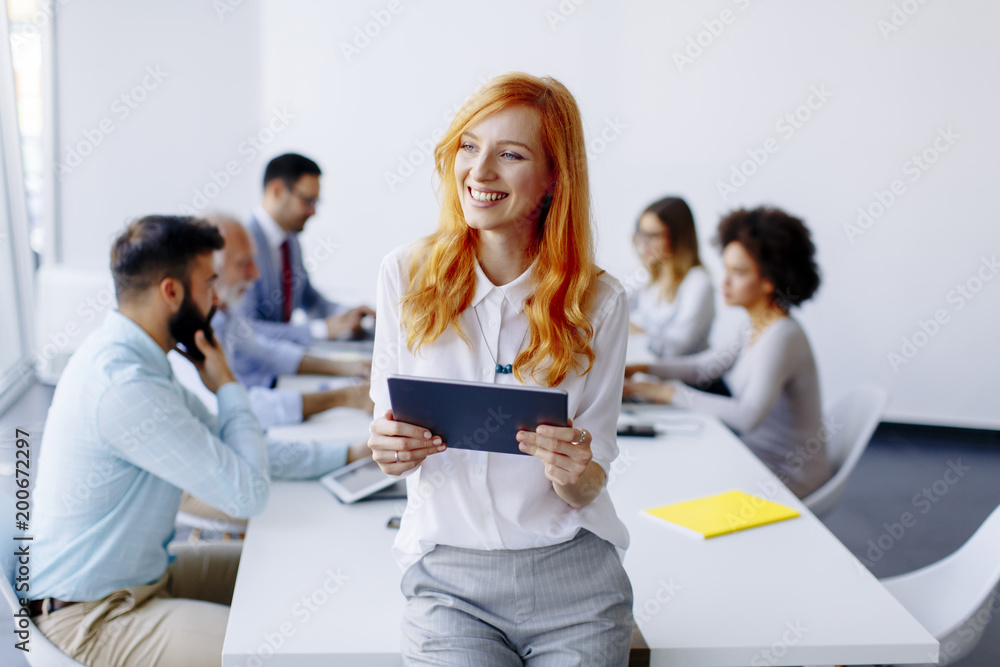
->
xmin=482 ymin=368 xmax=491 ymax=376
xmin=488 ymin=319 xmax=496 ymax=328
xmin=475 ymin=466 xmax=483 ymax=475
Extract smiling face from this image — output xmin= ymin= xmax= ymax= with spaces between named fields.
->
xmin=721 ymin=241 xmax=773 ymax=308
xmin=454 ymin=105 xmax=553 ymax=236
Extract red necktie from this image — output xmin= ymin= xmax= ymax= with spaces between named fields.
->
xmin=280 ymin=239 xmax=293 ymax=322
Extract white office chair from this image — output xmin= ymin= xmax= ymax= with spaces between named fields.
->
xmin=1 ymin=561 xmax=87 ymax=666
xmin=878 ymin=503 xmax=1000 ymax=667
xmin=803 ymin=384 xmax=889 ymax=517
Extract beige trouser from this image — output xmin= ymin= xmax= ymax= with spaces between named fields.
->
xmin=34 ymin=541 xmax=242 ymax=667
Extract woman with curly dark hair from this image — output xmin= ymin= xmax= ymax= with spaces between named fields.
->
xmin=624 ymin=206 xmax=831 ymax=498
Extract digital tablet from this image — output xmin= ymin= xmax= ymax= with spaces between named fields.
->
xmin=387 ymin=375 xmax=568 ymax=456
xmin=319 ymin=457 xmax=402 ymax=504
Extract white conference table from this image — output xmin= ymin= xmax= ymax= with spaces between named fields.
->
xmin=222 ymin=403 xmax=937 ymax=666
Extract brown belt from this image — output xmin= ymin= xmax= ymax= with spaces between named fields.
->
xmin=28 ymin=598 xmax=79 ymax=617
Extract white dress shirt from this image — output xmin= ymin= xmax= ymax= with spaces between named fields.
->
xmin=252 ymin=204 xmax=330 ymax=340
xmin=371 ymin=245 xmax=631 ymax=572
xmin=627 ymin=265 xmax=715 ymax=358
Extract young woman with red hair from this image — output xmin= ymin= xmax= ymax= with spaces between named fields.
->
xmin=368 ymin=73 xmax=634 ymax=664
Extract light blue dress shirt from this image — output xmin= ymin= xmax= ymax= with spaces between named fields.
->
xmin=214 ymin=307 xmax=307 ymax=389
xmin=30 ymin=311 xmax=271 ymax=602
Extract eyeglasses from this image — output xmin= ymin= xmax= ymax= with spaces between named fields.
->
xmin=291 ymin=190 xmax=320 ymax=208
xmin=633 ymin=230 xmax=668 ymax=245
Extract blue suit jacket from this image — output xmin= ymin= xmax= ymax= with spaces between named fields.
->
xmin=238 ymin=216 xmax=342 ymax=344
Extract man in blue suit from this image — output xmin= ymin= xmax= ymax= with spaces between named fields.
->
xmin=239 ymin=153 xmax=373 ymax=345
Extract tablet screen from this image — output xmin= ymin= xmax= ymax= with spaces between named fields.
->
xmin=334 ymin=460 xmax=394 ymax=493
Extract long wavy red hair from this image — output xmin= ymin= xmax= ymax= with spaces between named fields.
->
xmin=401 ymin=72 xmax=599 ymax=387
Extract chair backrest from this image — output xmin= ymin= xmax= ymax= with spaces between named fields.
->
xmin=930 ymin=503 xmax=1000 ymax=599
xmin=1 ymin=556 xmax=22 ymax=612
xmin=825 ymin=384 xmax=889 ymax=470
xmin=803 ymin=384 xmax=888 ymax=515
xmin=881 ymin=502 xmax=1000 ymax=663
xmin=2 ymin=557 xmax=87 ymax=666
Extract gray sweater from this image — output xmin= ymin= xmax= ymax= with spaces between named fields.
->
xmin=650 ymin=316 xmax=831 ymax=498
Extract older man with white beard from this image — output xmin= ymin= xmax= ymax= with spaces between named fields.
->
xmin=208 ymin=214 xmax=373 ymax=430
xmin=173 ymin=215 xmax=375 ymax=529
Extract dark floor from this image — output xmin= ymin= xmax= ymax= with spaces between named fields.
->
xmin=819 ymin=423 xmax=1000 ymax=667
xmin=1 ymin=384 xmax=998 ymax=666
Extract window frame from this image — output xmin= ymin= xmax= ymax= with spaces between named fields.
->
xmin=0 ymin=7 xmax=39 ymax=413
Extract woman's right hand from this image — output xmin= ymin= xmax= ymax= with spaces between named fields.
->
xmin=368 ymin=409 xmax=447 ymax=475
xmin=624 ymin=363 xmax=650 ymax=378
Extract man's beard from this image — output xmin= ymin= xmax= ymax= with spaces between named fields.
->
xmin=169 ymin=288 xmax=216 ymax=362
xmin=216 ymin=280 xmax=253 ymax=311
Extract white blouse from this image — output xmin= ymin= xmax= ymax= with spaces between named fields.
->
xmin=627 ymin=265 xmax=715 ymax=358
xmin=371 ymin=245 xmax=631 ymax=572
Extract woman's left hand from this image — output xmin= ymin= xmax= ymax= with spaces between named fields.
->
xmin=623 ymin=379 xmax=675 ymax=404
xmin=516 ymin=423 xmax=593 ymax=486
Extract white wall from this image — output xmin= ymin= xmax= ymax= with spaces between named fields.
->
xmin=54 ymin=0 xmax=264 ymax=266
xmin=52 ymin=0 xmax=1000 ymax=428
xmin=42 ymin=0 xmax=266 ymax=370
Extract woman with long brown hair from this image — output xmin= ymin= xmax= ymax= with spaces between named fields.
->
xmin=626 ymin=206 xmax=830 ymax=499
xmin=368 ymin=73 xmax=634 ymax=664
xmin=629 ymin=196 xmax=715 ymax=358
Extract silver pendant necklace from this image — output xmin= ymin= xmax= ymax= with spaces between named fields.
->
xmin=472 ymin=307 xmax=529 ymax=375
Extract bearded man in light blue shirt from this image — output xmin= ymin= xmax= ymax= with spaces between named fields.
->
xmin=29 ymin=216 xmax=270 ymax=666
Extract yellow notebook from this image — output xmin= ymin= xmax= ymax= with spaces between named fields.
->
xmin=642 ymin=490 xmax=800 ymax=539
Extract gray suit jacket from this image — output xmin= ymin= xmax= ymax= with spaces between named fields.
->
xmin=238 ymin=216 xmax=342 ymax=344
